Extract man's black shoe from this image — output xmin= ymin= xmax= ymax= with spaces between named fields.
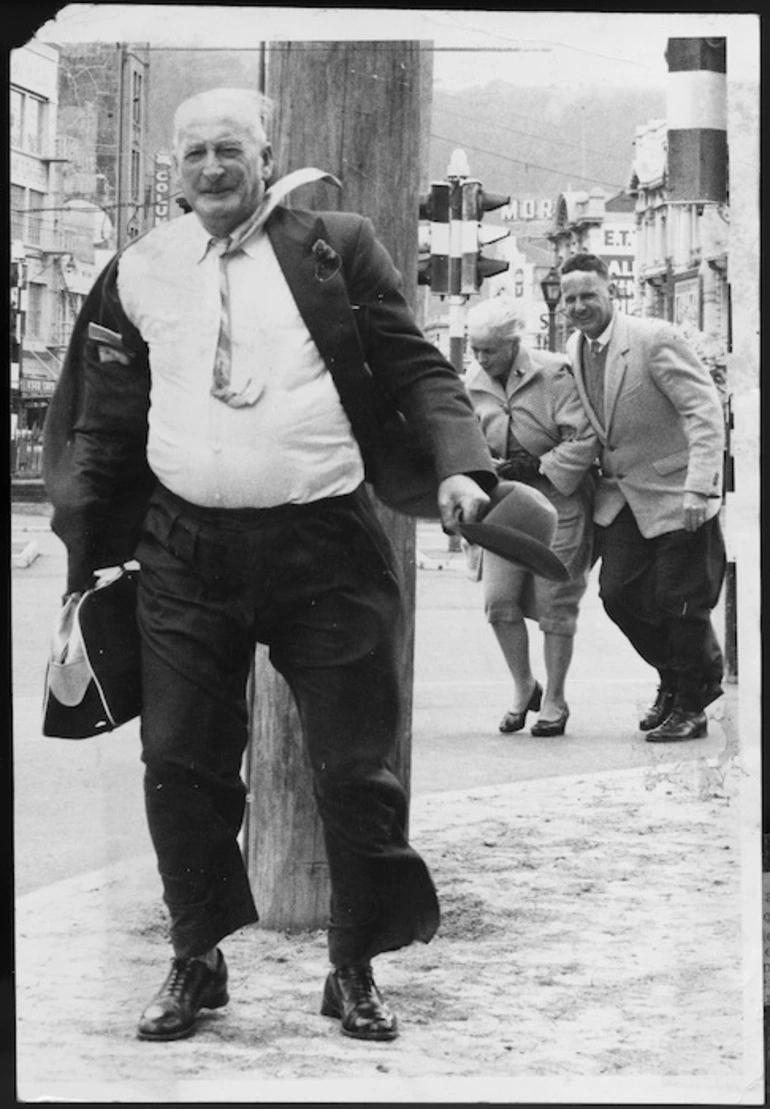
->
xmin=321 ymin=964 xmax=398 ymax=1041
xmin=639 ymin=688 xmax=676 ymax=731
xmin=137 ymin=951 xmax=229 ymax=1041
xmin=646 ymin=708 xmax=708 ymax=743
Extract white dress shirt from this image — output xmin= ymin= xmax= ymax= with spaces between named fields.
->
xmin=117 ymin=212 xmax=364 ymax=508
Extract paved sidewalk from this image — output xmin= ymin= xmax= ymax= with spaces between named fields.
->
xmin=15 ymin=752 xmax=762 ymax=1104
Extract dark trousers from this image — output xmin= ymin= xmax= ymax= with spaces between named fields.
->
xmin=134 ymin=483 xmax=439 ymax=964
xmin=596 ymin=504 xmax=726 ymax=711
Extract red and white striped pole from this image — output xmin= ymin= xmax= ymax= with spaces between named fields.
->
xmin=666 ymin=37 xmax=727 ymax=202
xmin=667 ymin=37 xmax=734 ymax=676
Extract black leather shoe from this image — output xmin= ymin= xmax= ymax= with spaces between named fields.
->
xmin=321 ymin=964 xmax=398 ymax=1041
xmin=530 ymin=705 xmax=569 ymax=737
xmin=499 ymin=681 xmax=543 ymax=734
xmin=639 ymin=687 xmax=676 ymax=731
xmin=137 ymin=951 xmax=229 ymax=1041
xmin=646 ymin=708 xmax=707 ymax=743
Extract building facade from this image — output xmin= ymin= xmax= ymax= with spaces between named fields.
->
xmin=629 ymin=38 xmax=729 ymax=397
xmin=57 ymin=42 xmax=151 ymax=250
xmin=10 ymin=41 xmax=65 ymax=435
xmin=10 ymin=42 xmax=151 ymax=447
xmin=484 ymin=234 xmax=557 ymax=352
xmin=545 ymin=188 xmax=638 ymax=351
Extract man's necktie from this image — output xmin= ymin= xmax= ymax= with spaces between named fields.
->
xmin=584 ymin=338 xmax=606 ymax=421
xmin=208 ymin=166 xmax=342 ymax=410
xmin=210 ymin=236 xmax=265 ymax=408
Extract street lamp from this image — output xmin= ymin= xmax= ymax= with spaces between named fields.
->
xmin=540 ymin=265 xmax=561 ymax=352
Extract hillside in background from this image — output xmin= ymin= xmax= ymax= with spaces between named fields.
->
xmin=144 ymin=55 xmax=666 ymax=207
xmin=430 ymin=82 xmax=666 ymax=201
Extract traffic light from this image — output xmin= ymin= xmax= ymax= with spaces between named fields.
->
xmin=459 ymin=180 xmax=511 ymax=294
xmin=417 ymin=182 xmax=450 ymax=293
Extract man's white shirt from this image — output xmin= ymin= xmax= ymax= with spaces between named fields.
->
xmin=117 ymin=213 xmax=364 ymax=508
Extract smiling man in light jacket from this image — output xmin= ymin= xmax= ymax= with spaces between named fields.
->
xmin=560 ymin=252 xmax=726 ymax=743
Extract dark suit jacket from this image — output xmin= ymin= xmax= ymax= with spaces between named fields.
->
xmin=43 ymin=205 xmax=496 ymax=592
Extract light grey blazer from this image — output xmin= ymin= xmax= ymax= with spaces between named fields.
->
xmin=566 ymin=311 xmax=724 ymax=538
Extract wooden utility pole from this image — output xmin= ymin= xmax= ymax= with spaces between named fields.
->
xmin=243 ymin=41 xmax=432 ymax=929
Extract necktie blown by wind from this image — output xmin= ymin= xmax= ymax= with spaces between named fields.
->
xmin=208 ymin=167 xmax=341 ymax=409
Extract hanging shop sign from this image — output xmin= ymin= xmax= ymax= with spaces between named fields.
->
xmin=153 ymin=152 xmax=173 ymax=225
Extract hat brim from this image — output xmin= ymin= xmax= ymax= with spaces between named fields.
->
xmin=459 ymin=520 xmax=570 ymax=581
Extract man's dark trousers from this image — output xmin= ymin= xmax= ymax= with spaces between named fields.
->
xmin=135 ymin=482 xmax=439 ymax=965
xmin=596 ymin=503 xmax=726 ymax=711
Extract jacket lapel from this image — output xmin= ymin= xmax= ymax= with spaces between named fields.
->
xmin=266 ymin=205 xmax=345 ymax=340
xmin=603 ymin=312 xmax=631 ymax=434
xmin=266 ymin=205 xmax=380 ymax=453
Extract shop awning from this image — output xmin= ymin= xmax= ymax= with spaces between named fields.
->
xmin=20 ymin=349 xmax=61 ymax=398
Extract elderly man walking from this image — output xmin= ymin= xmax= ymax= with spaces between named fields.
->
xmin=560 ymin=252 xmax=726 ymax=743
xmin=43 ymin=87 xmax=496 ymax=1043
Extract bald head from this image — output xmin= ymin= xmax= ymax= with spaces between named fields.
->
xmin=172 ymin=87 xmax=273 ymax=152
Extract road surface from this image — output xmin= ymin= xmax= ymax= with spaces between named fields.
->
xmin=12 ymin=508 xmax=728 ymax=896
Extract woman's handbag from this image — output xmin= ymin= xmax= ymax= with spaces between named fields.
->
xmin=42 ymin=567 xmax=142 ymax=739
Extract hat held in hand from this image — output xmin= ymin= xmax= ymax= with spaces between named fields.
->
xmin=459 ymin=480 xmax=570 ymax=581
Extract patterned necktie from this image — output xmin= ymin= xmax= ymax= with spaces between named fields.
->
xmin=210 ymin=236 xmax=265 ymax=408
xmin=208 ymin=166 xmax=342 ymax=409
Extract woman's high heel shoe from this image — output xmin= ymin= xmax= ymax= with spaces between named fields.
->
xmin=499 ymin=681 xmax=543 ymax=734
xmin=530 ymin=706 xmax=570 ymax=737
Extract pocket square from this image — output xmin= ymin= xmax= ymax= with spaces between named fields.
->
xmin=312 ymin=238 xmax=342 ymax=282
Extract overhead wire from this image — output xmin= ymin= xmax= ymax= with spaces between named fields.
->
xmin=430 ymin=132 xmax=627 ymax=192
xmin=432 ymin=101 xmax=642 ymax=162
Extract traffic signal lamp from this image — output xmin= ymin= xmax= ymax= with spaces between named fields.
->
xmin=459 ymin=180 xmax=511 ymax=294
xmin=417 ymin=182 xmax=450 ymax=292
xmin=419 ymin=178 xmax=510 ymax=295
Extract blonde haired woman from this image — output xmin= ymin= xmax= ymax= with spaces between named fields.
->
xmin=465 ymin=295 xmax=597 ymax=736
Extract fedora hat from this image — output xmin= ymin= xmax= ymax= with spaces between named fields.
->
xmin=459 ymin=480 xmax=570 ymax=581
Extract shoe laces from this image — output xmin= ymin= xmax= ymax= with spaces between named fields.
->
xmin=165 ymin=957 xmax=200 ymax=998
xmin=339 ymin=964 xmax=375 ymax=1002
